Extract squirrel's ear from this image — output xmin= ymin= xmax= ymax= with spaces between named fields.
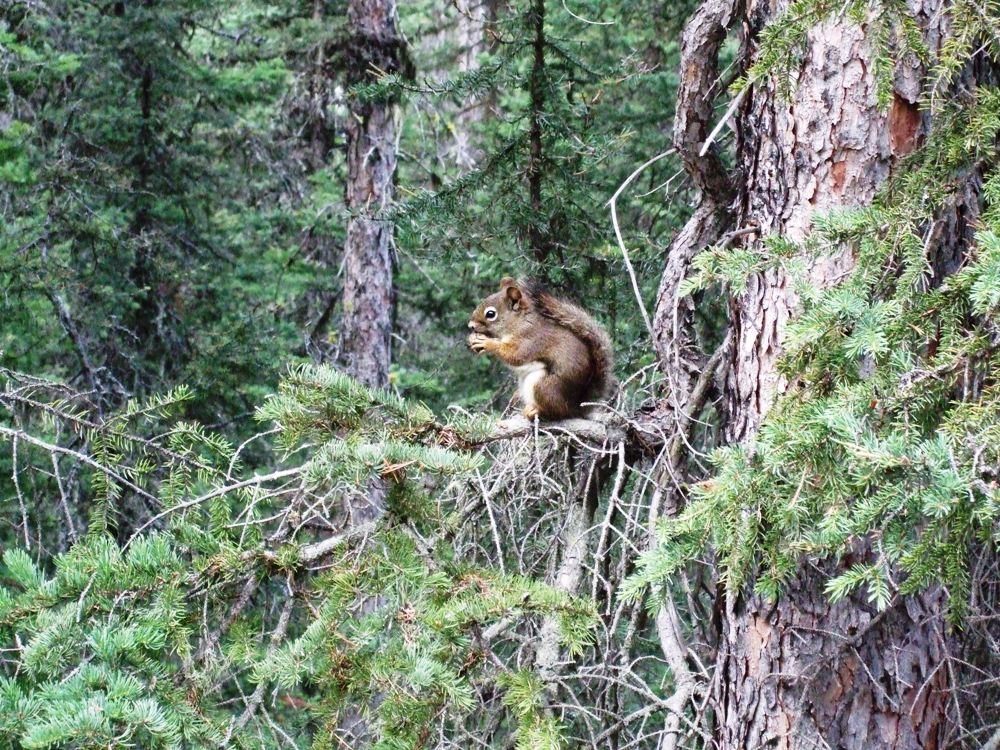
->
xmin=505 ymin=284 xmax=523 ymax=309
xmin=499 ymin=276 xmax=516 ymax=290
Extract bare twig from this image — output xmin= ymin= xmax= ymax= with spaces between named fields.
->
xmin=0 ymin=425 xmax=158 ymax=507
xmin=606 ymin=149 xmax=676 ymax=341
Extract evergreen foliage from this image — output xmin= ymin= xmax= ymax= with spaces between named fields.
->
xmin=1 ymin=0 xmax=686 ymax=415
xmin=630 ymin=3 xmax=1000 ymax=624
xmin=389 ymin=0 xmax=696 ymax=403
xmin=0 ymin=0 xmax=302 ymax=416
xmin=0 ymin=365 xmax=596 ymax=748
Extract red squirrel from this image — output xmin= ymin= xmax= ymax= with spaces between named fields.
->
xmin=467 ymin=278 xmax=613 ymax=420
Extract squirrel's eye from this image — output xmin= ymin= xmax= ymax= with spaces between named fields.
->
xmin=484 ymin=307 xmax=498 ymax=321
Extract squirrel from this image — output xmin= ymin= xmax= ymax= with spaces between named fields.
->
xmin=467 ymin=277 xmax=613 ymax=420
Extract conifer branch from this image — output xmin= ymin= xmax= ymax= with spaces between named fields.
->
xmin=0 ymin=425 xmax=160 ymax=506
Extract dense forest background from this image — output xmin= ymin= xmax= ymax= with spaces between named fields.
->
xmin=1 ymin=0 xmax=680 ymax=416
xmin=2 ymin=0 xmax=1000 ymax=748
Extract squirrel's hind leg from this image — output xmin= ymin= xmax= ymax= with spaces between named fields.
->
xmin=530 ymin=374 xmax=581 ymax=420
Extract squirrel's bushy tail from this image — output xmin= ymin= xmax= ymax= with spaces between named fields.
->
xmin=523 ymin=280 xmax=615 ymax=401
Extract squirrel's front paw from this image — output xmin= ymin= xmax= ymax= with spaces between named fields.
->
xmin=467 ymin=332 xmax=491 ymax=353
xmin=523 ymin=405 xmax=540 ymax=420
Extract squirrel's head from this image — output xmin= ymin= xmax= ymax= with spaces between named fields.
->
xmin=468 ymin=277 xmax=533 ymax=338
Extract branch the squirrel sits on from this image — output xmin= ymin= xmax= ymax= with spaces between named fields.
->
xmin=467 ymin=277 xmax=614 ymax=420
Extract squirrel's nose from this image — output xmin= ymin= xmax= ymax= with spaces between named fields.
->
xmin=467 ymin=321 xmax=476 ymax=330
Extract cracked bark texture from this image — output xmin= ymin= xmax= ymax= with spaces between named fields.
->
xmin=714 ymin=1 xmax=971 ymax=748
xmin=335 ymin=4 xmax=406 ymax=743
xmin=339 ymin=0 xmax=406 ymax=390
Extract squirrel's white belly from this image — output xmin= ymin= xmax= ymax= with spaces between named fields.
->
xmin=512 ymin=361 xmax=547 ymax=410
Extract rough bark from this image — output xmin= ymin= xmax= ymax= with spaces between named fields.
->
xmin=339 ymin=0 xmax=406 ymax=390
xmin=713 ymin=1 xmax=964 ymax=748
xmin=336 ymin=4 xmax=406 ymax=743
xmin=716 ymin=566 xmax=951 ymax=749
xmin=645 ymin=2 xmax=738 ymax=745
xmin=723 ymin=8 xmax=913 ymax=442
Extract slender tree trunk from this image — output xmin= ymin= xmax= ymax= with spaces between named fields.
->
xmin=535 ymin=453 xmax=604 ymax=686
xmin=712 ymin=1 xmax=971 ymax=747
xmin=339 ymin=0 xmax=406 ymax=390
xmin=336 ymin=6 xmax=406 ymax=744
xmin=527 ymin=0 xmax=550 ymax=264
xmin=647 ymin=2 xmax=735 ymax=746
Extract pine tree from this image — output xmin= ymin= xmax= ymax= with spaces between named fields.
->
xmin=338 ymin=0 xmax=409 ymax=388
xmin=7 ymin=0 xmax=1000 ymax=747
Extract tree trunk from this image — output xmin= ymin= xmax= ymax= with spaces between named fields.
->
xmin=339 ymin=0 xmax=406 ymax=390
xmin=713 ymin=1 xmax=968 ymax=748
xmin=527 ymin=0 xmax=551 ymax=265
xmin=336 ymin=6 xmax=406 ymax=744
xmin=535 ymin=452 xmax=604 ymax=687
xmin=723 ymin=7 xmax=922 ymax=442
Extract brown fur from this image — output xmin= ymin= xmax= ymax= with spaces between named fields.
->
xmin=467 ymin=277 xmax=614 ymax=420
